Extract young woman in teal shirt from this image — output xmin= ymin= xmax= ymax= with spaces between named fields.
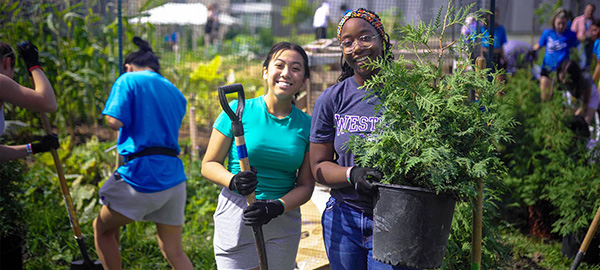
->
xmin=201 ymin=42 xmax=314 ymax=270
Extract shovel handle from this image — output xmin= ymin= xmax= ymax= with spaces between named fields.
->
xmin=570 ymin=204 xmax=600 ymax=270
xmin=41 ymin=113 xmax=83 ymax=238
xmin=27 ymin=69 xmax=83 ymax=239
xmin=218 ymin=84 xmax=267 ymax=269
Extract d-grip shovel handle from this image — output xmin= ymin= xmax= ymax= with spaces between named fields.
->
xmin=217 ymin=84 xmax=254 ymax=204
xmin=218 ymin=83 xmax=245 ymax=136
xmin=218 ymin=84 xmax=268 ymax=269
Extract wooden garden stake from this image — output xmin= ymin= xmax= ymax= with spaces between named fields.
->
xmin=189 ymin=106 xmax=198 ymax=161
xmin=471 ymin=56 xmax=486 ymax=270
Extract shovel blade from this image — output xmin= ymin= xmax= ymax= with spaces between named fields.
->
xmin=71 ymin=259 xmax=104 ymax=270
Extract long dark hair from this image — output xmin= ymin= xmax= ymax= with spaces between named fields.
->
xmin=558 ymin=59 xmax=587 ymax=99
xmin=337 ymin=10 xmax=394 ymax=82
xmin=550 ymin=8 xmax=568 ymax=31
xmin=262 ymin=42 xmax=310 ymax=80
xmin=124 ymin=36 xmax=160 ymax=74
xmin=0 ymin=41 xmax=16 ymax=69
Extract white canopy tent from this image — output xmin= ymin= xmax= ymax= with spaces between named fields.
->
xmin=130 ymin=3 xmax=239 ymax=26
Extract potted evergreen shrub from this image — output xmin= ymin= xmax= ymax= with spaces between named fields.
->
xmin=345 ymin=3 xmax=515 ymax=268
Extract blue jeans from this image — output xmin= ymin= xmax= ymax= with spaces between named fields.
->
xmin=322 ymin=196 xmax=419 ymax=270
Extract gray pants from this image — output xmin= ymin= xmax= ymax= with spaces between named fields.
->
xmin=213 ymin=188 xmax=301 ymax=270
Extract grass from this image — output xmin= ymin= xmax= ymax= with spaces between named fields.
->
xmin=503 ymin=230 xmax=600 ymax=270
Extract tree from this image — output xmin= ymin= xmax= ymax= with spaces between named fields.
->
xmin=281 ymin=0 xmax=314 ymax=40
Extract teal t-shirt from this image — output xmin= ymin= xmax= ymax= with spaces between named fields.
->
xmin=103 ymin=70 xmax=187 ymax=193
xmin=213 ymin=96 xmax=311 ymax=200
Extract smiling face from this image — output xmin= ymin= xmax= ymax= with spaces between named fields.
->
xmin=340 ymin=18 xmax=384 ymax=85
xmin=263 ymin=49 xmax=307 ymax=100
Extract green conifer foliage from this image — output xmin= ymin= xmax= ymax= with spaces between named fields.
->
xmin=346 ymin=2 xmax=516 ymax=199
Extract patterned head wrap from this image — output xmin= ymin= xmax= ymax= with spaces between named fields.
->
xmin=337 ymin=8 xmax=385 ymax=42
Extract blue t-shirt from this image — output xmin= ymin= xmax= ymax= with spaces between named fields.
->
xmin=594 ymin=39 xmax=600 ymax=60
xmin=538 ymin=28 xmax=579 ymax=71
xmin=213 ymin=95 xmax=311 ymax=200
xmin=103 ymin=70 xmax=187 ymax=193
xmin=310 ymin=77 xmax=382 ymax=212
xmin=480 ymin=24 xmax=507 ymax=49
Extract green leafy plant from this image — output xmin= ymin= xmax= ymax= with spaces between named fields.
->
xmin=499 ymin=69 xmax=600 ymax=236
xmin=346 ymin=2 xmax=515 ymax=199
xmin=281 ymin=0 xmax=314 ymax=41
xmin=189 ymin=55 xmax=225 ymax=128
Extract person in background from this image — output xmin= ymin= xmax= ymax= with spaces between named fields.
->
xmin=503 ymin=39 xmax=534 ymax=75
xmin=201 ymin=42 xmax=314 ymax=270
xmin=205 ymin=3 xmax=220 ymax=49
xmin=480 ymin=10 xmax=508 ymax=82
xmin=0 ymin=41 xmax=58 ymax=162
xmin=571 ymin=3 xmax=596 ymax=70
xmin=309 ymin=8 xmax=419 ymax=270
xmin=532 ymin=8 xmax=579 ymax=101
xmin=557 ymin=59 xmax=600 ymax=126
xmin=313 ymin=2 xmax=331 ymax=40
xmin=93 ymin=36 xmax=192 ymax=270
xmin=589 ymin=20 xmax=600 ymax=84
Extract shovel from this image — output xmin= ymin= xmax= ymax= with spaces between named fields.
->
xmin=27 ymin=68 xmax=103 ymax=269
xmin=39 ymin=113 xmax=103 ymax=270
xmin=570 ymin=204 xmax=600 ymax=270
xmin=218 ymin=83 xmax=268 ymax=270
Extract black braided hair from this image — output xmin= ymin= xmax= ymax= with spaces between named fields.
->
xmin=124 ymin=36 xmax=160 ymax=74
xmin=337 ymin=9 xmax=394 ymax=83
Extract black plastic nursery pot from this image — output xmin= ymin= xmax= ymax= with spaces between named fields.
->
xmin=373 ymin=183 xmax=456 ymax=269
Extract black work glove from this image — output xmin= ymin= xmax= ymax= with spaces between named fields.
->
xmin=349 ymin=166 xmax=383 ymax=197
xmin=525 ymin=49 xmax=537 ymax=63
xmin=31 ymin=134 xmax=59 ymax=154
xmin=16 ymin=41 xmax=41 ymax=73
xmin=243 ymin=200 xmax=285 ymax=226
xmin=228 ymin=167 xmax=258 ymax=196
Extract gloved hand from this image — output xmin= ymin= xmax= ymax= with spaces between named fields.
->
xmin=525 ymin=49 xmax=537 ymax=63
xmin=228 ymin=167 xmax=258 ymax=196
xmin=16 ymin=41 xmax=41 ymax=73
xmin=349 ymin=166 xmax=383 ymax=196
xmin=243 ymin=200 xmax=285 ymax=226
xmin=31 ymin=134 xmax=59 ymax=154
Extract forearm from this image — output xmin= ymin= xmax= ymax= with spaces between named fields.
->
xmin=200 ymin=161 xmax=234 ymax=188
xmin=279 ymin=184 xmax=314 ymax=212
xmin=31 ymin=69 xmax=57 ymax=112
xmin=313 ymin=161 xmax=351 ymax=189
xmin=594 ymin=62 xmax=600 ymax=83
xmin=0 ymin=144 xmax=28 ymax=162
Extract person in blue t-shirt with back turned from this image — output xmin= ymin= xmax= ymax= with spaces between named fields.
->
xmin=532 ymin=8 xmax=579 ymax=101
xmin=93 ymin=36 xmax=192 ymax=270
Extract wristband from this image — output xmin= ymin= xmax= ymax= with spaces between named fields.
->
xmin=25 ymin=143 xmax=33 ymax=155
xmin=346 ymin=167 xmax=353 ymax=183
xmin=29 ymin=65 xmax=43 ymax=72
xmin=276 ymin=198 xmax=285 ymax=208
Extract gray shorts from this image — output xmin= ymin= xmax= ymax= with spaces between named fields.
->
xmin=99 ymin=172 xmax=186 ymax=226
xmin=213 ymin=188 xmax=301 ymax=270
